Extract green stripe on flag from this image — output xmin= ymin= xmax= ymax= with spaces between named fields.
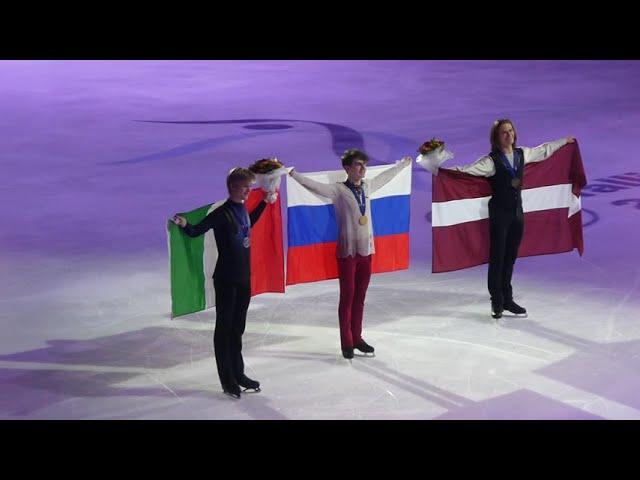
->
xmin=167 ymin=203 xmax=213 ymax=317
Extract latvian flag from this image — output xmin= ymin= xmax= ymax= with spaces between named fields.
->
xmin=286 ymin=163 xmax=412 ymax=285
xmin=167 ymin=188 xmax=285 ymax=318
xmin=431 ymin=142 xmax=587 ymax=273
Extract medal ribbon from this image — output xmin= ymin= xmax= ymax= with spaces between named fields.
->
xmin=345 ymin=181 xmax=366 ymax=216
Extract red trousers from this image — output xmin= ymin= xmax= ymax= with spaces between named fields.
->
xmin=337 ymin=254 xmax=372 ymax=348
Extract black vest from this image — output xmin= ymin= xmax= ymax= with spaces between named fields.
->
xmin=487 ymin=148 xmax=524 ymax=211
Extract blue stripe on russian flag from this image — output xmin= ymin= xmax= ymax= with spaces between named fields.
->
xmin=370 ymin=194 xmax=410 ymax=237
xmin=287 ymin=204 xmax=337 ymax=247
xmin=287 ymin=194 xmax=410 ymax=247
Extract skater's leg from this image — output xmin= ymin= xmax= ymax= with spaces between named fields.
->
xmin=213 ymin=279 xmax=240 ymax=396
xmin=351 ymin=254 xmax=372 ymax=347
xmin=337 ymin=256 xmax=357 ymax=350
xmin=230 ymin=282 xmax=250 ymax=383
xmin=230 ymin=282 xmax=260 ymax=391
xmin=502 ymin=211 xmax=524 ymax=305
xmin=488 ymin=208 xmax=509 ymax=314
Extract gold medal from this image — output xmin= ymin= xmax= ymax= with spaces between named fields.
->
xmin=511 ymin=178 xmax=521 ymax=188
xmin=359 ymin=215 xmax=368 ymax=226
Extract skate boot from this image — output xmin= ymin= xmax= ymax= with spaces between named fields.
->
xmin=342 ymin=347 xmax=354 ymax=359
xmin=354 ymin=339 xmax=375 ymax=356
xmin=491 ymin=301 xmax=503 ymax=319
xmin=238 ymin=374 xmax=261 ymax=393
xmin=222 ymin=382 xmax=241 ymax=399
xmin=504 ymin=300 xmax=527 ymax=316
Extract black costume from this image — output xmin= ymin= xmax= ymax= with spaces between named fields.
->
xmin=487 ymin=148 xmax=525 ymax=313
xmin=182 ymin=199 xmax=267 ymax=394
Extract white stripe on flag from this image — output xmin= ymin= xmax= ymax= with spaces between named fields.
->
xmin=203 ymin=199 xmax=226 ymax=309
xmin=569 ymin=193 xmax=582 ymax=218
xmin=287 ymin=163 xmax=410 ymax=207
xmin=287 ymin=171 xmax=344 ymax=207
xmin=371 ymin=163 xmax=411 ymax=199
xmin=432 ymin=184 xmax=580 ymax=227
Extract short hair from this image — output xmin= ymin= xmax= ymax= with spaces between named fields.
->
xmin=226 ymin=167 xmax=255 ymax=191
xmin=341 ymin=149 xmax=369 ymax=167
xmin=490 ymin=119 xmax=517 ymax=151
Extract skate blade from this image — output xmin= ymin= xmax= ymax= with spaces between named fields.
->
xmin=241 ymin=387 xmax=261 ymax=393
xmin=223 ymin=391 xmax=241 ymax=399
xmin=353 ymin=352 xmax=375 ymax=357
xmin=502 ymin=312 xmax=528 ymax=318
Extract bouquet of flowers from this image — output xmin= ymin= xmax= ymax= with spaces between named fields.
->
xmin=415 ymin=138 xmax=454 ymax=175
xmin=248 ymin=158 xmax=288 ymax=202
xmin=248 ymin=158 xmax=284 ymax=174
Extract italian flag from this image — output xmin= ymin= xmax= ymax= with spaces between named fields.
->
xmin=167 ymin=188 xmax=285 ymax=318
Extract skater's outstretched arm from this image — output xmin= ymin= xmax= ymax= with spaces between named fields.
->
xmin=369 ymin=156 xmax=412 ymax=193
xmin=522 ymin=137 xmax=574 ymax=164
xmin=451 ymin=155 xmax=497 ymax=177
xmin=172 ymin=211 xmax=220 ymax=237
xmin=289 ymin=168 xmax=339 ymax=199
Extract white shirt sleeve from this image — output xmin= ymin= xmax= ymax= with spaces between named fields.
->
xmin=290 ymin=170 xmax=338 ymax=199
xmin=521 ymin=138 xmax=568 ymax=164
xmin=451 ymin=155 xmax=496 ymax=177
xmin=368 ymin=157 xmax=412 ymax=194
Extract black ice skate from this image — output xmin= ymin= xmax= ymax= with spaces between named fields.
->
xmin=342 ymin=347 xmax=354 ymax=359
xmin=491 ymin=302 xmax=503 ymax=319
xmin=222 ymin=382 xmax=241 ymax=399
xmin=504 ymin=300 xmax=527 ymax=316
xmin=238 ymin=374 xmax=261 ymax=393
xmin=354 ymin=339 xmax=375 ymax=357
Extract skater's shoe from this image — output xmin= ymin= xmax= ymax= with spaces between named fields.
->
xmin=354 ymin=340 xmax=375 ymax=355
xmin=491 ymin=302 xmax=503 ymax=319
xmin=238 ymin=374 xmax=261 ymax=392
xmin=342 ymin=347 xmax=354 ymax=359
xmin=222 ymin=382 xmax=241 ymax=399
xmin=504 ymin=301 xmax=527 ymax=315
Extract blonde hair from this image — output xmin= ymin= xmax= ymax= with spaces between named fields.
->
xmin=226 ymin=167 xmax=255 ymax=191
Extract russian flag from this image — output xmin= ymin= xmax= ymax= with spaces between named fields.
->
xmin=431 ymin=142 xmax=587 ymax=273
xmin=286 ymin=164 xmax=412 ymax=285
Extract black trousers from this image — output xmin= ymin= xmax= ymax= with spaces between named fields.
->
xmin=487 ymin=205 xmax=524 ymax=307
xmin=213 ymin=278 xmax=251 ymax=388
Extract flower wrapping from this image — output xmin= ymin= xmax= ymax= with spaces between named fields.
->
xmin=249 ymin=158 xmax=288 ymax=193
xmin=415 ymin=139 xmax=454 ymax=175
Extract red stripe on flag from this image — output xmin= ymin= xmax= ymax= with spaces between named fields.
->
xmin=246 ymin=188 xmax=285 ymax=295
xmin=520 ymin=209 xmax=579 ymax=257
xmin=286 ymin=234 xmax=410 ymax=285
xmin=286 ymin=242 xmax=339 ymax=285
xmin=569 ymin=211 xmax=584 ymax=256
xmin=432 ymin=208 xmax=583 ymax=273
xmin=372 ymin=233 xmax=410 ymax=273
xmin=432 ymin=219 xmax=491 ymax=273
xmin=433 ymin=169 xmax=492 ymax=203
xmin=433 ymin=143 xmax=586 ymax=202
xmin=522 ymin=142 xmax=586 ymax=193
